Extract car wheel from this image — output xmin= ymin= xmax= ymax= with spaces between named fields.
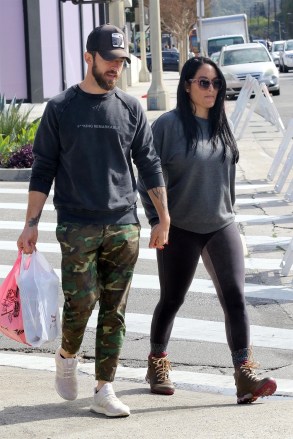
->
xmin=272 ymin=89 xmax=280 ymax=96
xmin=283 ymin=65 xmax=288 ymax=73
xmin=279 ymin=63 xmax=283 ymax=72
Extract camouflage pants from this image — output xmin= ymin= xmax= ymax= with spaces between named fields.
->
xmin=56 ymin=223 xmax=140 ymax=382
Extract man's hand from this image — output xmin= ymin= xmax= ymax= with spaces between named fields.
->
xmin=17 ymin=225 xmax=38 ymax=254
xmin=147 ymin=186 xmax=170 ymax=249
xmin=16 ymin=191 xmax=47 ymax=254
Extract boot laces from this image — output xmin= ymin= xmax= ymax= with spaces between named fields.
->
xmin=152 ymin=357 xmax=172 ymax=382
xmin=240 ymin=360 xmax=260 ymax=382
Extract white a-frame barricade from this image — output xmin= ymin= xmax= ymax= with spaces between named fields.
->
xmin=230 ymin=76 xmax=284 ymax=141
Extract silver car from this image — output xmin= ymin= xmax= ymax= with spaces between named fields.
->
xmin=218 ymin=42 xmax=280 ymax=99
xmin=271 ymin=40 xmax=285 ymax=66
xmin=279 ymin=39 xmax=293 ymax=73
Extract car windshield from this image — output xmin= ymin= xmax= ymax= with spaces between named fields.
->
xmin=286 ymin=41 xmax=293 ymax=50
xmin=208 ymin=36 xmax=243 ymax=56
xmin=222 ymin=48 xmax=271 ymax=66
xmin=273 ymin=43 xmax=284 ymax=51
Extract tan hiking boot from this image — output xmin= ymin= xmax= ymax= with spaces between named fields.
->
xmin=234 ymin=361 xmax=277 ymax=404
xmin=146 ymin=355 xmax=175 ymax=395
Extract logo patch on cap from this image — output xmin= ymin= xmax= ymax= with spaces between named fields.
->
xmin=111 ymin=33 xmax=125 ymax=49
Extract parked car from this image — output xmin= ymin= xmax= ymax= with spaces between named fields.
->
xmin=271 ymin=40 xmax=285 ymax=66
xmin=146 ymin=50 xmax=179 ymax=72
xmin=279 ymin=39 xmax=293 ymax=72
xmin=210 ymin=51 xmax=220 ymax=64
xmin=218 ymin=42 xmax=280 ymax=99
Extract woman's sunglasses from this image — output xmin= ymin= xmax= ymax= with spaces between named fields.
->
xmin=188 ymin=78 xmax=223 ymax=90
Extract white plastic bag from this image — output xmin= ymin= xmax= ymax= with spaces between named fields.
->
xmin=17 ymin=251 xmax=60 ymax=347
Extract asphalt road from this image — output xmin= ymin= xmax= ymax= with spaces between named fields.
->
xmin=272 ymin=71 xmax=293 ymax=127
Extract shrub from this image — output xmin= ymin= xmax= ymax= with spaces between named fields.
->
xmin=6 ymin=144 xmax=34 ymax=169
xmin=0 ymin=94 xmax=40 ymax=168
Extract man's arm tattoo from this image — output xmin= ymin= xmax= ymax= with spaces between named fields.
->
xmin=150 ymin=187 xmax=168 ymax=210
xmin=28 ymin=211 xmax=42 ymax=227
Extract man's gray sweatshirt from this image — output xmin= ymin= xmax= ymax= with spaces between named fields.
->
xmin=29 ymin=85 xmax=164 ymax=224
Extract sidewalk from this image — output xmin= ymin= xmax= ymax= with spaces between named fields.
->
xmin=1 ymin=365 xmax=293 ymax=439
xmin=2 ymin=74 xmax=293 ymax=438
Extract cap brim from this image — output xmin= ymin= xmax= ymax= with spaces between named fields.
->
xmin=99 ymin=49 xmax=131 ymax=64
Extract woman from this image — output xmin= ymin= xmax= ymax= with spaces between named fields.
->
xmin=138 ymin=57 xmax=277 ymax=404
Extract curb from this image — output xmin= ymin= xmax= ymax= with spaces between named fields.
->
xmin=0 ymin=168 xmax=32 ymax=182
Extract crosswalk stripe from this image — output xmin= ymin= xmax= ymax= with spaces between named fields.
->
xmin=0 ymin=352 xmax=292 ymax=397
xmin=0 ymin=189 xmax=53 ymax=195
xmin=0 ymin=203 xmax=292 ymax=225
xmin=235 ymin=197 xmax=282 ymax=205
xmin=0 ymin=240 xmax=285 ymax=271
xmin=1 ymin=265 xmax=293 ymax=302
xmin=0 ymin=219 xmax=291 ymax=249
xmin=0 ymin=220 xmax=290 ymax=254
xmin=0 ymin=184 xmax=273 ymax=194
xmin=85 ymin=310 xmax=293 ymax=350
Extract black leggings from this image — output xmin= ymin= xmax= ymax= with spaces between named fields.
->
xmin=151 ymin=222 xmax=250 ymax=353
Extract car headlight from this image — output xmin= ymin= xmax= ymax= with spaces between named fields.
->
xmin=223 ymin=72 xmax=237 ymax=81
xmin=262 ymin=68 xmax=278 ymax=79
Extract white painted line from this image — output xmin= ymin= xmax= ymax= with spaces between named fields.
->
xmin=0 ymin=220 xmax=53 ymax=231
xmin=0 ymin=241 xmax=286 ymax=271
xmin=244 ymin=236 xmax=291 ymax=248
xmin=0 ymin=240 xmax=60 ymax=253
xmin=235 ymin=183 xmax=274 ymax=190
xmin=0 ymin=184 xmax=272 ymax=193
xmin=0 ymin=203 xmax=292 ymax=225
xmin=84 ymin=311 xmax=293 ymax=350
xmin=0 ymin=265 xmax=293 ymax=302
xmin=0 ymin=352 xmax=292 ymax=397
xmin=0 ymin=189 xmax=53 ymax=195
xmin=0 ymin=203 xmax=55 ymax=211
xmin=236 ymin=197 xmax=283 ymax=205
xmin=0 ymin=189 xmax=29 ymax=194
xmin=235 ymin=214 xmax=293 ymax=224
xmin=0 ymin=220 xmax=290 ymax=251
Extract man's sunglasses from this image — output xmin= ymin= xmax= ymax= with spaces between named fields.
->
xmin=188 ymin=78 xmax=223 ymax=90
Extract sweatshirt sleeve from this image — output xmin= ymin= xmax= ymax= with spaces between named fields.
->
xmin=29 ymin=100 xmax=60 ymax=195
xmin=137 ymin=116 xmax=166 ymax=226
xmin=131 ymin=105 xmax=165 ymax=190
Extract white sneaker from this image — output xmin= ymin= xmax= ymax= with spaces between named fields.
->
xmin=55 ymin=346 xmax=78 ymax=401
xmin=90 ymin=383 xmax=130 ymax=417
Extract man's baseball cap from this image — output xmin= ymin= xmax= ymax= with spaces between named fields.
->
xmin=86 ymin=24 xmax=131 ymax=64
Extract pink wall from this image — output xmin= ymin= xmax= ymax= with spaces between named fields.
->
xmin=0 ymin=1 xmax=101 ymax=101
xmin=0 ymin=0 xmax=27 ymax=100
xmin=40 ymin=0 xmax=63 ymax=99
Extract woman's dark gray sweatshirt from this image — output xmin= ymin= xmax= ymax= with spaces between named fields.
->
xmin=29 ymin=85 xmax=165 ymax=224
xmin=138 ymin=109 xmax=236 ymax=234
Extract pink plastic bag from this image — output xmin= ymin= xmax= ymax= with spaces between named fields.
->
xmin=0 ymin=251 xmax=29 ymax=345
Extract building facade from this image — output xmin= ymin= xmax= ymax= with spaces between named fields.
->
xmin=0 ymin=0 xmax=109 ymax=102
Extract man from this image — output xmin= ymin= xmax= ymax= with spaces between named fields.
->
xmin=17 ymin=24 xmax=170 ymax=418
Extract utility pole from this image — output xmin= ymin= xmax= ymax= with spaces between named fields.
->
xmin=138 ymin=0 xmax=150 ymax=82
xmin=267 ymin=0 xmax=270 ymax=40
xmin=197 ymin=0 xmax=204 ymax=55
xmin=147 ymin=0 xmax=169 ymax=110
xmin=109 ymin=0 xmax=128 ymax=91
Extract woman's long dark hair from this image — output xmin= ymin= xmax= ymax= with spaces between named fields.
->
xmin=177 ymin=57 xmax=239 ymax=163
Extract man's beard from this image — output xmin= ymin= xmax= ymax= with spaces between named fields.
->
xmin=92 ymin=61 xmax=117 ymax=91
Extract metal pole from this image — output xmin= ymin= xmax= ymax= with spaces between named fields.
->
xmin=267 ymin=0 xmax=270 ymax=39
xmin=147 ymin=0 xmax=169 ymax=111
xmin=109 ymin=0 xmax=127 ymax=91
xmin=138 ymin=0 xmax=150 ymax=82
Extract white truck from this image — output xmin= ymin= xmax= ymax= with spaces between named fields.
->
xmin=198 ymin=14 xmax=249 ymax=57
